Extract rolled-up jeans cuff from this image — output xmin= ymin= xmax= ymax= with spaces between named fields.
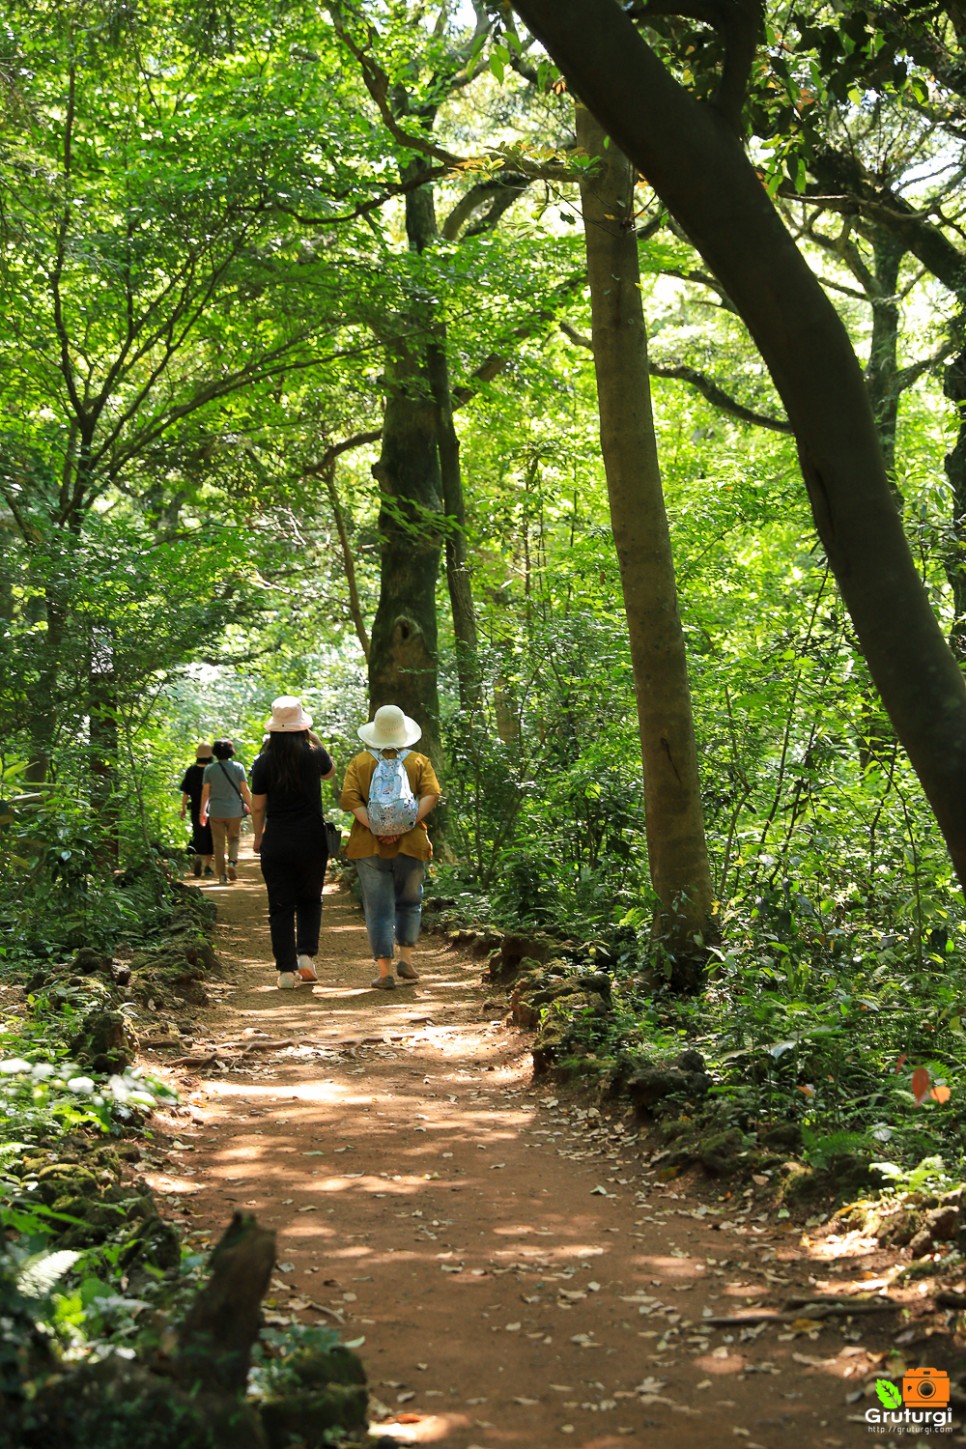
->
xmin=356 ymin=853 xmax=425 ymax=959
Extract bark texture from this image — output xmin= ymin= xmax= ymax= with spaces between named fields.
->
xmin=512 ymin=0 xmax=966 ymax=891
xmin=369 ymin=339 xmax=444 ymax=767
xmin=577 ymin=103 xmax=716 ymax=957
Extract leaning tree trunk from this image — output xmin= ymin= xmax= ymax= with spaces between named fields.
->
xmin=577 ymin=103 xmax=717 ymax=964
xmin=512 ymin=0 xmax=966 ymax=894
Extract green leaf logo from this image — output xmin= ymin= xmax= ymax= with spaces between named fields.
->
xmin=876 ymin=1379 xmax=903 ymax=1409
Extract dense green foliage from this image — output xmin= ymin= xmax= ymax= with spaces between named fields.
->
xmin=1 ymin=0 xmax=965 ymax=1196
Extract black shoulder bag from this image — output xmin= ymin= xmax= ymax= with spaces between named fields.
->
xmin=218 ymin=761 xmax=251 ymax=815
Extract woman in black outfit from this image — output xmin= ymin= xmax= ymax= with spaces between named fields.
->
xmin=250 ymin=697 xmax=335 ymax=989
xmin=179 ymin=742 xmax=215 ymax=877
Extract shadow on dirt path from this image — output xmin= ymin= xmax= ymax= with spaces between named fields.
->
xmin=140 ymin=848 xmax=962 ymax=1448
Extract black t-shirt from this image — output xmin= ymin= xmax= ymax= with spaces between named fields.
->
xmin=250 ymin=743 xmax=333 ymax=828
xmin=179 ymin=763 xmax=205 ymax=815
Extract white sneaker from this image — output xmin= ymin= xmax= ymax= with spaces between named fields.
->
xmin=296 ymin=954 xmax=319 ymax=982
xmin=276 ymin=971 xmax=298 ymax=989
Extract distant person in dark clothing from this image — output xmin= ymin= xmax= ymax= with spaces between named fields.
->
xmin=180 ymin=742 xmax=215 ymax=877
xmin=200 ymin=738 xmax=252 ymax=885
xmin=250 ymin=697 xmax=335 ymax=989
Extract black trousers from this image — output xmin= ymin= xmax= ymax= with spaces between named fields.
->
xmin=259 ymin=827 xmax=327 ymax=972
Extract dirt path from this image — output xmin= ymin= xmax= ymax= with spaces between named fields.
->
xmin=140 ymin=849 xmax=962 ymax=1448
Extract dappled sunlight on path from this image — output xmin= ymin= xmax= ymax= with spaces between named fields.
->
xmin=138 ymin=846 xmax=932 ymax=1449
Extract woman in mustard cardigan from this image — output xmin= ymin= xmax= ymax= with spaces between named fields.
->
xmin=341 ymin=705 xmax=440 ymax=991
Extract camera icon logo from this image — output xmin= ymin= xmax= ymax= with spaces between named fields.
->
xmin=902 ymin=1367 xmax=950 ymax=1408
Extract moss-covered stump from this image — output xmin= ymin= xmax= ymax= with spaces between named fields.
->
xmin=4 ymin=1214 xmax=369 ymax=1449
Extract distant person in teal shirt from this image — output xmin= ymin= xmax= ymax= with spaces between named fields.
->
xmin=199 ymin=738 xmax=252 ymax=884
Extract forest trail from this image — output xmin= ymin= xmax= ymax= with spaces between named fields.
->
xmin=140 ymin=849 xmax=958 ymax=1449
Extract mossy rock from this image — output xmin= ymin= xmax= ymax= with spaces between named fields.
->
xmin=171 ymin=879 xmax=219 ymax=926
xmin=445 ymin=927 xmax=504 ymax=959
xmin=696 ymin=1127 xmax=747 ymax=1176
xmin=69 ymin=947 xmax=113 ymax=976
xmin=506 ymin=965 xmax=548 ymax=1027
xmin=117 ymin=1209 xmax=182 ymax=1273
xmin=49 ymin=1194 xmax=130 ymax=1246
xmin=47 ymin=1186 xmax=169 ymax=1260
xmin=530 ymin=984 xmax=612 ymax=1075
xmin=549 ymin=1054 xmax=601 ymax=1083
xmin=284 ymin=1344 xmax=367 ymax=1389
xmin=70 ymin=1006 xmax=138 ymax=1072
xmin=129 ymin=943 xmax=212 ymax=1005
xmin=757 ymin=1121 xmax=803 ymax=1153
xmin=260 ymin=1383 xmax=369 ymax=1446
xmin=782 ymin=1151 xmax=878 ymax=1208
xmin=34 ymin=1163 xmax=99 ymax=1192
xmin=510 ymin=966 xmax=611 ymax=1030
xmin=24 ymin=968 xmax=113 ymax=999
xmin=622 ymin=1051 xmax=712 ymax=1116
xmin=487 ymin=932 xmax=573 ymax=985
xmin=29 ymin=1155 xmax=119 ymax=1203
xmin=34 ymin=1362 xmax=268 ymax=1449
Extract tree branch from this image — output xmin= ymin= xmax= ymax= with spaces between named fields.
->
xmin=441 ymin=172 xmax=531 ymax=239
xmin=560 ymin=318 xmax=790 ymax=431
xmin=627 ymin=0 xmax=764 ymax=131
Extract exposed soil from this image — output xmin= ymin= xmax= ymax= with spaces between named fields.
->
xmin=139 ymin=849 xmax=966 ymax=1448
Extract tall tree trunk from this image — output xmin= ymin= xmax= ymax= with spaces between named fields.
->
xmin=858 ymin=228 xmax=903 ymax=766
xmin=427 ymin=337 xmax=482 ymax=711
xmin=369 ymin=339 xmax=443 ymax=769
xmin=864 ymin=230 xmax=904 ymax=488
xmin=89 ymin=630 xmax=119 ymax=867
xmin=943 ymin=350 xmax=966 ymax=659
xmin=30 ymin=586 xmax=67 ymax=785
xmin=577 ymin=104 xmax=717 ymax=962
xmin=512 ymin=0 xmax=966 ymax=893
xmin=368 ymin=166 xmax=483 ymax=841
xmin=368 ymin=171 xmax=445 ymax=767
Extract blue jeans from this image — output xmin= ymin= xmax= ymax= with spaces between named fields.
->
xmin=355 ymin=853 xmax=426 ymax=960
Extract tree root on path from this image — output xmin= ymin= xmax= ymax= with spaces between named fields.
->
xmin=704 ymin=1296 xmax=901 ymax=1327
xmin=169 ymin=1038 xmax=295 ymax=1067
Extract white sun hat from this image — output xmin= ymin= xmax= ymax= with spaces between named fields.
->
xmin=358 ymin=704 xmax=421 ymax=750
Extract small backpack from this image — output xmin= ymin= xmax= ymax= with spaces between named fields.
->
xmin=366 ymin=749 xmax=418 ymax=835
